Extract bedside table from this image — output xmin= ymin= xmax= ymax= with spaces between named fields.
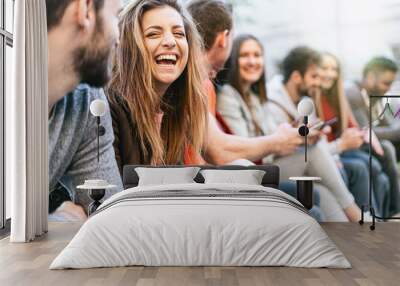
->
xmin=289 ymin=176 xmax=321 ymax=210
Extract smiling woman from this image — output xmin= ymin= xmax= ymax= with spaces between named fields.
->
xmin=107 ymin=0 xmax=208 ymax=170
xmin=142 ymin=6 xmax=189 ymax=89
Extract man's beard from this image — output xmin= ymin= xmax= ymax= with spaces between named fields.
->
xmin=298 ymin=85 xmax=310 ymax=98
xmin=73 ymin=18 xmax=113 ymax=88
xmin=299 ymin=85 xmax=319 ymax=98
xmin=370 ymin=85 xmax=385 ymax=97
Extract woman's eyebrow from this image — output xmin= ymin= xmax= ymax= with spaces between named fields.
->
xmin=144 ymin=24 xmax=184 ymax=32
xmin=144 ymin=25 xmax=163 ymax=32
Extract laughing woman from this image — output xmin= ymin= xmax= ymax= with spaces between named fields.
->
xmin=107 ymin=0 xmax=208 ymax=171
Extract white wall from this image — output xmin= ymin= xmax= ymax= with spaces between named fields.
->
xmin=232 ymin=0 xmax=400 ymax=81
xmin=125 ymin=0 xmax=400 ymax=84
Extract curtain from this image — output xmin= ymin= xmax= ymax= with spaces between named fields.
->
xmin=8 ymin=0 xmax=48 ymax=242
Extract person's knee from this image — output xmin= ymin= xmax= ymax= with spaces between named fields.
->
xmin=370 ymin=156 xmax=383 ymax=173
xmin=343 ymin=158 xmax=363 ymax=171
xmin=342 ymin=150 xmax=382 ymax=172
xmin=342 ymin=159 xmax=368 ymax=182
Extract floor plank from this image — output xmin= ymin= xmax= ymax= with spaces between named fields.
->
xmin=0 ymin=222 xmax=399 ymax=286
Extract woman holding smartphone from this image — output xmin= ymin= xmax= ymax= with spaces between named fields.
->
xmin=216 ymin=34 xmax=363 ymax=222
xmin=317 ymin=52 xmax=397 ymax=217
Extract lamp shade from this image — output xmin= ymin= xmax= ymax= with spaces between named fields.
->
xmin=298 ymin=97 xmax=315 ymax=117
xmin=90 ymin=99 xmax=107 ymax=117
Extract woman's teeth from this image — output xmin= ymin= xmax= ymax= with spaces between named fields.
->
xmin=156 ymin=54 xmax=177 ymax=61
xmin=156 ymin=54 xmax=177 ymax=65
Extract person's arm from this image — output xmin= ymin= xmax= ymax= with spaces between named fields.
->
xmin=373 ymin=123 xmax=400 ymax=142
xmin=346 ymin=100 xmax=360 ymax=129
xmin=345 ymin=86 xmax=369 ymax=128
xmin=61 ymin=89 xmax=123 ymax=210
xmin=203 ymin=113 xmax=303 ymax=164
xmin=346 ymin=85 xmax=400 ymax=143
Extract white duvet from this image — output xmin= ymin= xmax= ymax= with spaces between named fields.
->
xmin=50 ymin=183 xmax=350 ymax=269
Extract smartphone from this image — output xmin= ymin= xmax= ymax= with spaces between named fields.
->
xmin=310 ymin=117 xmax=338 ymax=130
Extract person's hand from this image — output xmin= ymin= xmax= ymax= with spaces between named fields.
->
xmin=337 ymin=128 xmax=364 ymax=152
xmin=272 ymin=123 xmax=303 ymax=156
xmin=53 ymin=201 xmax=87 ymax=221
xmin=363 ymin=128 xmax=384 ymax=156
xmin=321 ymin=125 xmax=332 ymax=135
xmin=307 ymin=129 xmax=321 ymax=145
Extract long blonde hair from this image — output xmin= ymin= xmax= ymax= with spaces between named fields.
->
xmin=315 ymin=53 xmax=357 ymax=134
xmin=108 ymin=0 xmax=208 ymax=165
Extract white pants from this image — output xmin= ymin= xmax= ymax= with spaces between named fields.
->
xmin=273 ymin=141 xmax=354 ymax=217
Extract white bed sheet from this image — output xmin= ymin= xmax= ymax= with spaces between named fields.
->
xmin=50 ymin=183 xmax=350 ymax=269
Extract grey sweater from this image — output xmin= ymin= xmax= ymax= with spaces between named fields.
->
xmin=346 ymin=82 xmax=400 ymax=143
xmin=217 ymin=84 xmax=277 ymax=137
xmin=49 ymin=84 xmax=123 ymax=208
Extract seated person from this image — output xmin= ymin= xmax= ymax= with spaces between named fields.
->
xmin=346 ymin=57 xmax=400 ymax=216
xmin=106 ymin=0 xmax=324 ymax=220
xmin=186 ymin=0 xmax=323 ymax=220
xmin=108 ymin=0 xmax=302 ymax=170
xmin=216 ymin=36 xmax=360 ymax=222
xmin=317 ymin=52 xmax=396 ymax=217
xmin=346 ymin=57 xmax=400 ymax=157
xmin=108 ymin=0 xmax=209 ymax=168
xmin=47 ymin=0 xmax=123 ymax=220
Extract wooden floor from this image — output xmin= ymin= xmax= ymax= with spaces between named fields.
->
xmin=0 ymin=222 xmax=399 ymax=286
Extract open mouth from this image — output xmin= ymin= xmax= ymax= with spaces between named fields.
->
xmin=155 ymin=54 xmax=178 ymax=66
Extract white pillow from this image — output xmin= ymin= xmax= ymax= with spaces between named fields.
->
xmin=135 ymin=167 xmax=200 ymax=186
xmin=200 ymin=169 xmax=266 ymax=185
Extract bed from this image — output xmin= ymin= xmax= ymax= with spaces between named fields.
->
xmin=50 ymin=165 xmax=350 ymax=269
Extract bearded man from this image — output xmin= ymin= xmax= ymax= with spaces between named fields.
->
xmin=46 ymin=0 xmax=123 ymax=220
